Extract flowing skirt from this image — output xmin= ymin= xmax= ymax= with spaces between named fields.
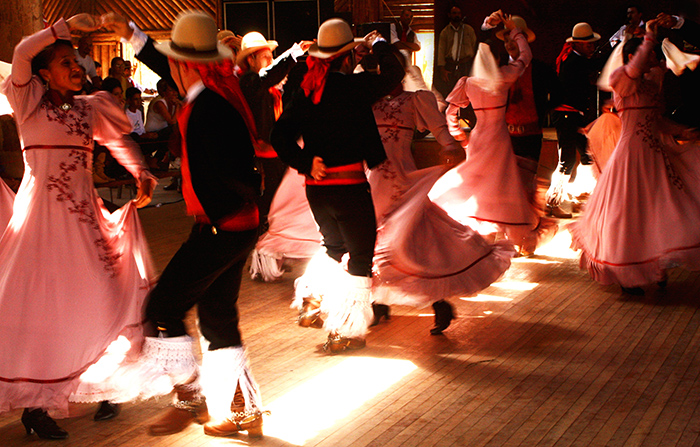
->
xmin=374 ymin=166 xmax=515 ymax=307
xmin=0 ymin=149 xmax=153 ymax=417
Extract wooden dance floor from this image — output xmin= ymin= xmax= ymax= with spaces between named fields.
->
xmin=3 ymin=177 xmax=700 ymax=446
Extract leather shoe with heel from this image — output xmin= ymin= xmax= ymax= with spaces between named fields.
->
xmin=21 ymin=408 xmax=68 ymax=440
xmin=370 ymin=303 xmax=390 ymax=326
xmin=204 ymin=410 xmax=270 ymax=438
xmin=149 ymin=384 xmax=210 ymax=436
xmin=430 ymin=300 xmax=455 ymax=335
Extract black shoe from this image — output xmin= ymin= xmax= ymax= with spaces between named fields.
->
xmin=430 ymin=300 xmax=455 ymax=335
xmin=370 ymin=303 xmax=390 ymax=327
xmin=94 ymin=401 xmax=120 ymax=421
xmin=621 ymin=286 xmax=645 ymax=296
xmin=21 ymin=408 xmax=68 ymax=440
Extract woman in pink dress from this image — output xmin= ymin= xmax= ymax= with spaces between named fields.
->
xmin=0 ymin=15 xmax=157 ymax=438
xmin=570 ymin=20 xmax=700 ymax=294
xmin=429 ymin=16 xmax=548 ymax=253
xmin=369 ymin=84 xmax=515 ymax=334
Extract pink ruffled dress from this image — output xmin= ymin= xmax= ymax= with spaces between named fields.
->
xmin=0 ymin=20 xmax=154 ymax=417
xmin=369 ymin=91 xmax=515 ymax=306
xmin=429 ymin=30 xmax=541 ymax=247
xmin=570 ymin=34 xmax=700 ymax=287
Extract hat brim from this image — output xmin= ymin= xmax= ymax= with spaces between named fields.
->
xmin=566 ymin=32 xmax=601 ymax=43
xmin=496 ymin=28 xmax=536 ymax=43
xmin=155 ymin=40 xmax=232 ymax=63
xmin=235 ymin=41 xmax=279 ymax=66
xmin=308 ymin=38 xmax=364 ymax=59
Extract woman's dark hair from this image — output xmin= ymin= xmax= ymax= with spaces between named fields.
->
xmin=31 ymin=40 xmax=74 ymax=79
xmin=622 ymin=37 xmax=643 ymax=64
xmin=100 ymin=77 xmax=122 ymax=94
xmin=622 ymin=37 xmax=663 ymax=64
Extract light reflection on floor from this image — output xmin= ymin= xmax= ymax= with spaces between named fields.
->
xmin=533 ymin=229 xmax=579 ymax=260
xmin=262 ymin=357 xmax=417 ymax=445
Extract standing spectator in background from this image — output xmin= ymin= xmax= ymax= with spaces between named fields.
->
xmin=435 ymin=6 xmax=477 ymax=101
xmin=610 ymin=4 xmax=645 ymax=47
xmin=391 ymin=9 xmax=421 ymax=62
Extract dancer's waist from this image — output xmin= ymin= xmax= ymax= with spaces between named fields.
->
xmin=306 ymin=162 xmax=367 ymax=186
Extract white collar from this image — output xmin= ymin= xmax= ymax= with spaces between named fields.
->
xmin=185 ymin=80 xmax=206 ymax=104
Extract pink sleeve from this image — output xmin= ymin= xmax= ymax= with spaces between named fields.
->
xmin=445 ymin=77 xmax=470 ymax=138
xmin=89 ymin=91 xmax=148 ymax=179
xmin=500 ymin=30 xmax=532 ymax=84
xmin=1 ymin=19 xmax=71 ymax=125
xmin=445 ymin=76 xmax=470 ymax=107
xmin=413 ymin=90 xmax=462 ymax=155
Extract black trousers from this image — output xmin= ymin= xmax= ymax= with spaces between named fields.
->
xmin=552 ymin=110 xmax=591 ymax=175
xmin=305 ymin=183 xmax=376 ymax=277
xmin=256 ymin=157 xmax=287 ymax=231
xmin=510 ymin=134 xmax=543 ymax=163
xmin=146 ymin=224 xmax=258 ymax=350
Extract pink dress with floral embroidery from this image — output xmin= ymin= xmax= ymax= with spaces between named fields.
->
xmin=0 ymin=20 xmax=153 ymax=416
xmin=570 ymin=35 xmax=700 ymax=287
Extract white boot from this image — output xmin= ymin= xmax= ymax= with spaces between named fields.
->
xmin=545 ymin=172 xmax=572 ymax=218
xmin=202 ymin=346 xmax=267 ymax=438
xmin=323 ymin=274 xmax=373 ymax=354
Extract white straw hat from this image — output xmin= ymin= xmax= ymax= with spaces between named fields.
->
xmin=308 ymin=18 xmax=363 ymax=59
xmin=495 ymin=16 xmax=536 ymax=43
xmin=155 ymin=11 xmax=232 ymax=62
xmin=236 ymin=32 xmax=278 ymax=65
xmin=566 ymin=22 xmax=601 ymax=43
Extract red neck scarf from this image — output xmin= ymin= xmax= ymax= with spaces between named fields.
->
xmin=301 ymin=53 xmax=345 ymax=104
xmin=184 ymin=59 xmax=259 ymax=145
xmin=555 ymin=42 xmax=574 ymax=75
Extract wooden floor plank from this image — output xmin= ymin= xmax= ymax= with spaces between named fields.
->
xmin=4 ymin=196 xmax=700 ymax=447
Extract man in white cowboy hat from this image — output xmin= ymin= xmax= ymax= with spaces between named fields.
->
xmin=271 ymin=18 xmax=404 ymax=353
xmin=104 ymin=11 xmax=268 ymax=438
xmin=546 ymin=22 xmax=604 ymax=219
xmin=237 ymin=31 xmax=313 ymax=231
xmin=482 ymin=11 xmax=561 ymax=212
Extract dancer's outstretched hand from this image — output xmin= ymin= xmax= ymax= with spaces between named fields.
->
xmin=67 ymin=14 xmax=101 ymax=33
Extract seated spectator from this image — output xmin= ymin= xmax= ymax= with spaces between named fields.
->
xmin=100 ymin=77 xmax=125 ymax=107
xmin=144 ymin=78 xmax=179 ymax=136
xmin=125 ymin=87 xmax=157 ymax=141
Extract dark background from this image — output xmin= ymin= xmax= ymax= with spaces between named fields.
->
xmin=433 ymin=0 xmax=700 ymax=69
